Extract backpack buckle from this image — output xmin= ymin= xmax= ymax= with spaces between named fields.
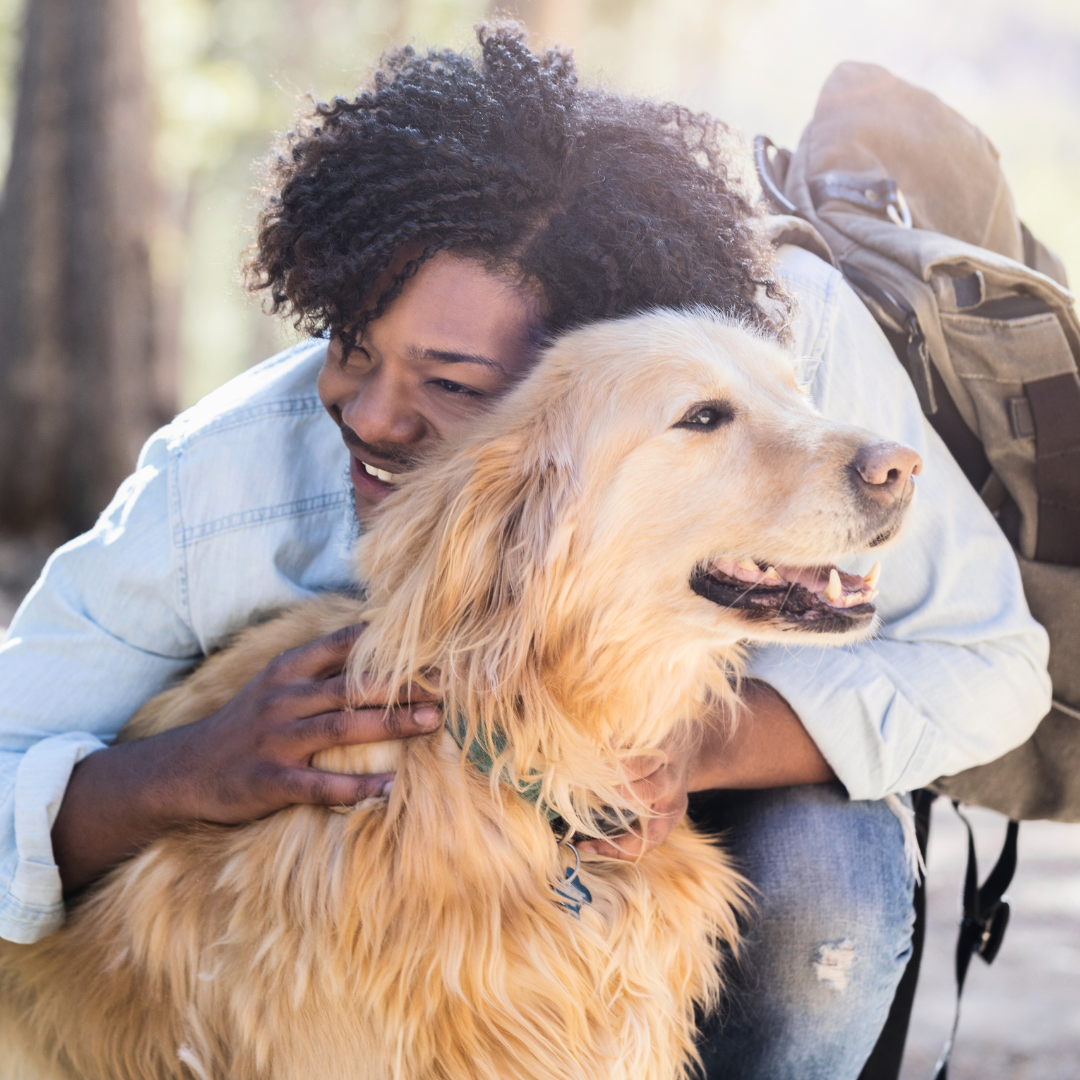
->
xmin=960 ymin=896 xmax=1011 ymax=965
xmin=808 ymin=173 xmax=912 ymax=227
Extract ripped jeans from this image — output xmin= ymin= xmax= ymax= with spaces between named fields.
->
xmin=690 ymin=784 xmax=916 ymax=1080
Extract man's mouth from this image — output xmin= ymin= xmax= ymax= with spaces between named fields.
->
xmin=349 ymin=454 xmax=405 ymax=498
xmin=690 ymin=556 xmax=880 ymax=633
xmin=359 ymin=459 xmax=403 ymax=485
xmin=336 ymin=419 xmax=412 ymax=498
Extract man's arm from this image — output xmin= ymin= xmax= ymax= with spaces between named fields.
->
xmin=689 ymin=681 xmax=836 ymax=791
xmin=747 ymin=249 xmax=1052 ymax=800
xmin=0 ymin=379 xmax=424 ymax=939
xmin=0 ymin=443 xmax=198 ymax=942
xmin=51 ymin=624 xmax=442 ymax=895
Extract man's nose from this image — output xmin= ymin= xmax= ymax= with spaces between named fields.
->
xmin=341 ymin=374 xmax=424 ymax=448
xmin=849 ymin=441 xmax=923 ymax=507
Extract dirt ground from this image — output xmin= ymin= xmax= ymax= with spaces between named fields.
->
xmin=899 ymin=803 xmax=1080 ymax=1080
xmin=3 ymin=541 xmax=1078 ymax=1078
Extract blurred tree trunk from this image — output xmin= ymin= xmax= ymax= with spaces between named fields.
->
xmin=0 ymin=0 xmax=163 ymax=541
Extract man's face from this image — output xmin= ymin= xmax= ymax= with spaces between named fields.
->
xmin=318 ymin=251 xmax=544 ymax=525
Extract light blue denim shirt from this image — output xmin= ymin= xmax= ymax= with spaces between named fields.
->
xmin=0 ymin=245 xmax=1051 ymax=943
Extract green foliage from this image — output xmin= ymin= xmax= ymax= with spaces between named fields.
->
xmin=0 ymin=0 xmax=1076 ymax=407
xmin=0 ymin=0 xmax=24 ymax=181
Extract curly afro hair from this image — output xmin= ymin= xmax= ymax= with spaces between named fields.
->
xmin=246 ymin=22 xmax=784 ymax=353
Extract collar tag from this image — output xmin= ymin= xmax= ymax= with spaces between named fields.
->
xmin=554 ymin=842 xmax=593 ymax=919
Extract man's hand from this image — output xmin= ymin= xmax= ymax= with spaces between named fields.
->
xmin=575 ymin=740 xmax=693 ymax=860
xmin=52 ymin=623 xmax=442 ymax=894
xmin=576 ymin=681 xmax=837 ymax=861
xmin=167 ymin=624 xmax=442 ymax=824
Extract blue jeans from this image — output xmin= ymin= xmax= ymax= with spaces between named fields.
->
xmin=689 ymin=784 xmax=916 ymax=1080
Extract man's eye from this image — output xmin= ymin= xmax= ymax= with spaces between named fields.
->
xmin=674 ymin=401 xmax=735 ymax=430
xmin=433 ymin=379 xmax=481 ymax=397
xmin=340 ymin=347 xmax=371 ymax=370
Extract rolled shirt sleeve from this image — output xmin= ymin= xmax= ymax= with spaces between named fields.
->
xmin=748 ymin=247 xmax=1052 ymax=800
xmin=0 ymin=431 xmax=201 ymax=942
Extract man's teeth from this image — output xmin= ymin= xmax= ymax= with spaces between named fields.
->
xmin=362 ymin=461 xmax=401 ymax=484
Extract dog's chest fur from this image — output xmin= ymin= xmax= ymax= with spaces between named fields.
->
xmin=0 ymin=595 xmax=743 ymax=1080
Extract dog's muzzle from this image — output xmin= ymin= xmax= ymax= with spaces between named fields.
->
xmin=690 ymin=558 xmax=879 ymax=635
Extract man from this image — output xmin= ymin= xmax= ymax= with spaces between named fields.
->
xmin=0 ymin=25 xmax=1050 ymax=1079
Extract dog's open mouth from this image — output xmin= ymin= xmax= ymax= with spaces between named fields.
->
xmin=690 ymin=556 xmax=880 ymax=633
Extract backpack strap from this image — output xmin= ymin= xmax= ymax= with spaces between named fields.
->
xmin=754 ymin=136 xmax=799 ymax=216
xmin=836 ymin=261 xmax=936 ymax=414
xmin=1024 ymin=372 xmax=1080 ymax=564
xmin=933 ymin=804 xmax=1020 ymax=1079
xmin=856 ymin=789 xmax=936 ymax=1080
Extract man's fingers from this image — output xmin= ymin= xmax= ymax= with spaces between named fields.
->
xmin=280 ymin=767 xmax=396 ymax=807
xmin=577 ymin=802 xmax=686 ymax=861
xmin=358 ymin=679 xmax=442 ymax=708
xmin=577 ymin=829 xmax=649 ymax=860
xmin=577 ymin=836 xmax=635 ymax=859
xmin=619 ymin=751 xmax=667 ymax=782
xmin=290 ymin=705 xmax=442 ymax=752
xmin=301 ymin=673 xmax=442 ymax=715
xmin=275 ymin=623 xmax=367 ymax=681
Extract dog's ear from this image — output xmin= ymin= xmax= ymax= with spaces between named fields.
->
xmin=353 ymin=401 xmax=583 ymax=704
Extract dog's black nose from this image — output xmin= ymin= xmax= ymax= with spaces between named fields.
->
xmin=850 ymin=441 xmax=923 ymax=507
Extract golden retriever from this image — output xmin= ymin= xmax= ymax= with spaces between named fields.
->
xmin=0 ymin=308 xmax=916 ymax=1080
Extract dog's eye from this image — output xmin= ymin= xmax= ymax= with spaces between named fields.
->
xmin=674 ymin=402 xmax=735 ymax=431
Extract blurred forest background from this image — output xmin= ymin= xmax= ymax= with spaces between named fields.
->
xmin=0 ymin=4 xmax=1078 ymax=1077
xmin=0 ymin=0 xmax=1077 ymax=547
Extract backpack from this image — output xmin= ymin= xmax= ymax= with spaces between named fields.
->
xmin=754 ymin=62 xmax=1080 ymax=825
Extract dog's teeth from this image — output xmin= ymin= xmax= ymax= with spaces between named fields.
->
xmin=841 ymin=587 xmax=878 ymax=607
xmin=737 ymin=558 xmax=759 ymax=574
xmin=763 ymin=566 xmax=782 ymax=582
xmin=825 ymin=568 xmax=843 ymax=602
xmin=865 ymin=561 xmax=881 ymax=589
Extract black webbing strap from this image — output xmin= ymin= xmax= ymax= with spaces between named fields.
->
xmin=753 ymin=135 xmax=799 ymax=216
xmin=837 ymin=261 xmax=937 ymax=415
xmin=856 ymin=790 xmax=936 ymax=1080
xmin=1025 ymin=371 xmax=1080 ymax=566
xmin=932 ymin=804 xmax=1020 ymax=1079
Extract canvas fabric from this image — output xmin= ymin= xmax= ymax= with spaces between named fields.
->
xmin=758 ymin=62 xmax=1080 ymax=821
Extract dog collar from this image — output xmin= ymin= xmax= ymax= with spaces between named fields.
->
xmin=444 ymin=713 xmax=561 ymax=822
xmin=443 ymin=714 xmax=593 ymax=919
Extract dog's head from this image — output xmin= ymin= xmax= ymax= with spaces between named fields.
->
xmin=352 ymin=309 xmax=919 ymax=783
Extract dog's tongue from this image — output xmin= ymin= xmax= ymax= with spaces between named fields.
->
xmin=709 ymin=557 xmax=880 ymax=609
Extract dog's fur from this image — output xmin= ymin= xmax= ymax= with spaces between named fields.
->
xmin=0 ymin=310 xmax=912 ymax=1080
